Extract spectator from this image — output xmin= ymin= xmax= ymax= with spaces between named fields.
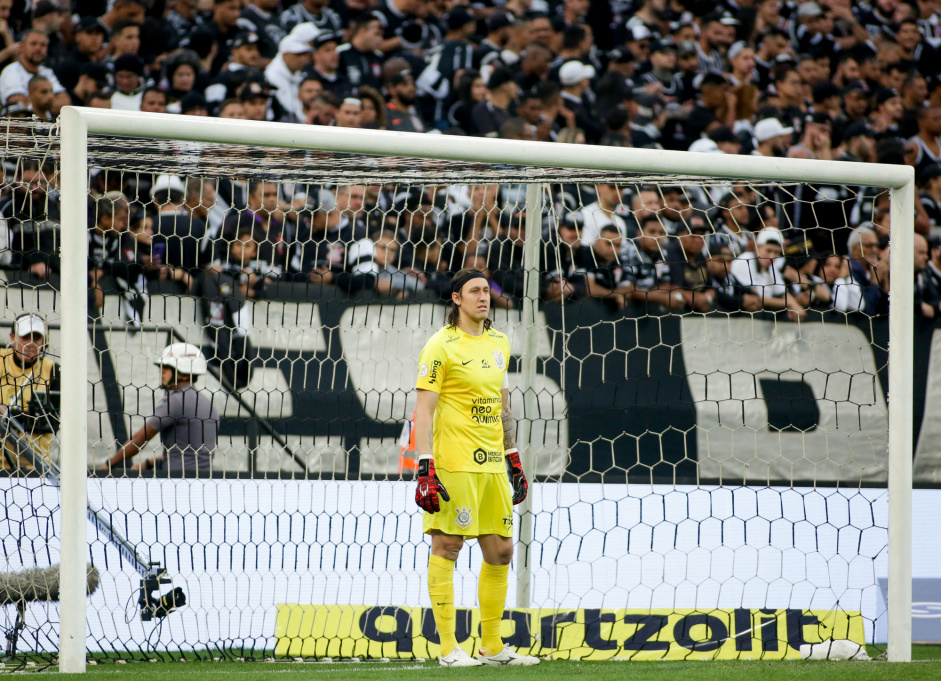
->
xmin=770 ymin=65 xmax=807 ymax=130
xmin=783 ymin=249 xmax=833 ymax=310
xmin=358 ymin=85 xmax=387 ymax=129
xmin=574 ymin=224 xmax=633 ymax=310
xmin=0 ymin=314 xmax=59 ymax=468
xmin=163 ymin=50 xmax=202 ymax=112
xmin=475 ymin=10 xmax=515 ymax=71
xmin=107 ymin=18 xmax=141 ymax=62
xmin=140 ymin=87 xmax=167 ymax=113
xmin=281 ymin=0 xmax=342 ymax=36
xmin=0 ymin=160 xmax=58 ymax=278
xmin=88 ymin=194 xmax=127 ymax=315
xmin=200 ymin=228 xmax=261 ymax=389
xmin=674 ymin=218 xmax=722 ymax=312
xmin=833 ymin=225 xmax=887 ymax=315
xmin=336 ymin=13 xmax=384 ymax=92
xmin=868 ymin=87 xmax=904 ymax=138
xmin=623 ymin=214 xmax=681 ymax=309
xmin=0 ymin=29 xmax=68 ymax=113
xmin=729 ymin=227 xmax=805 ymax=320
xmin=926 ymin=236 xmax=941 ymax=293
xmin=181 ymin=91 xmax=209 ymax=116
xmin=788 ymin=112 xmax=833 ymax=160
xmin=385 ymin=67 xmax=425 ymax=132
xmin=308 ymin=90 xmax=339 ymax=125
xmin=26 ymin=74 xmax=53 ymax=119
xmin=289 ymin=188 xmax=355 ymax=284
xmin=577 ymin=183 xmax=628 ymax=246
xmin=686 ymin=73 xmax=732 ymax=142
xmin=919 ymin=164 xmax=941 ymax=232
xmin=310 ymin=31 xmax=341 ymax=96
xmin=335 ymin=96 xmax=363 ymax=128
xmin=542 ymin=212 xmax=591 ymax=302
xmin=110 ymin=54 xmax=144 ymax=110
xmin=486 ymin=210 xmax=527 ymax=305
xmin=697 ymin=11 xmax=737 ymax=75
xmin=85 ymin=90 xmax=111 ymax=108
xmin=448 ymin=69 xmax=485 ymax=132
xmin=836 ymin=121 xmax=877 ymax=162
xmin=915 ymin=232 xmax=941 ymax=317
xmin=266 ymin=34 xmax=312 ymax=122
xmin=559 ymin=61 xmax=601 ymax=142
xmin=240 ymin=1 xmax=285 ymax=61
xmin=66 ymin=63 xmax=110 ymax=107
xmin=53 ymin=17 xmax=108 ymax=93
xmin=152 ymin=173 xmax=204 ymax=281
xmin=346 ymin=227 xmax=425 ymax=298
xmin=296 ymin=76 xmax=323 ymax=123
xmin=220 ymin=181 xmax=287 ymax=278
xmin=220 ymin=31 xmax=262 ymax=76
xmin=908 ymin=105 xmax=941 ymax=176
xmin=710 ymin=191 xmax=755 ymax=257
xmin=469 ymin=66 xmax=517 ymax=137
xmin=752 ymin=117 xmax=795 ymax=157
xmin=239 ymin=76 xmax=273 ymax=121
xmin=205 ymin=0 xmax=243 ymax=76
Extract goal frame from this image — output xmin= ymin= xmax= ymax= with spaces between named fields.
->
xmin=57 ymin=106 xmax=915 ymax=671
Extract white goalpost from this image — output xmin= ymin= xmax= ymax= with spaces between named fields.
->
xmin=49 ymin=107 xmax=913 ymax=672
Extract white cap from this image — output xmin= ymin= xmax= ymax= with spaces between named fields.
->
xmin=797 ymin=1 xmax=823 ymax=17
xmin=688 ymin=138 xmax=721 ymax=153
xmin=279 ymin=35 xmax=312 ymax=54
xmin=559 ymin=61 xmax=596 ymax=87
xmin=727 ymin=40 xmax=747 ymax=61
xmin=14 ymin=314 xmax=46 ymax=338
xmin=754 ymin=117 xmax=794 ymax=142
xmin=756 ymin=227 xmax=785 ymax=247
xmin=152 ymin=174 xmax=185 ymax=197
xmin=155 ymin=342 xmax=208 ymax=376
xmin=287 ymin=22 xmax=322 ymax=44
xmin=630 ymin=25 xmax=652 ymax=41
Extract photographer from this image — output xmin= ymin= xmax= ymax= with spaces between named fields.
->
xmin=0 ymin=314 xmax=59 ymax=469
xmin=104 ymin=343 xmax=219 ymax=476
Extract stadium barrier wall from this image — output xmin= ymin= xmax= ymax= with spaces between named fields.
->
xmin=41 ymin=295 xmax=938 ymax=484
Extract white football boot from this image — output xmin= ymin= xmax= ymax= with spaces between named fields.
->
xmin=438 ymin=646 xmax=483 ymax=667
xmin=478 ymin=645 xmax=541 ymax=666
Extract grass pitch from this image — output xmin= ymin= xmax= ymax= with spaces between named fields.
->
xmin=13 ymin=646 xmax=941 ymax=680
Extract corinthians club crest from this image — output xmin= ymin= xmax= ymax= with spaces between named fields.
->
xmin=454 ymin=506 xmax=473 ymax=529
xmin=491 ymin=349 xmax=505 ymax=371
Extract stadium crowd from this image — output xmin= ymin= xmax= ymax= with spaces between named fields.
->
xmin=1 ymin=0 xmax=941 ymax=332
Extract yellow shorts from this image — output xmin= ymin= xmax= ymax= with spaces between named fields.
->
xmin=423 ymin=469 xmax=514 ymax=538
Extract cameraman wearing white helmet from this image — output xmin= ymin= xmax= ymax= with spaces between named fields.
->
xmin=103 ymin=343 xmax=219 ymax=475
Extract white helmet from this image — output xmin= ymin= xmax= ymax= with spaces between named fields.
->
xmin=154 ymin=343 xmax=207 ymax=376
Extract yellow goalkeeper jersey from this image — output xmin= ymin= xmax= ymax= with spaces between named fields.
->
xmin=415 ymin=325 xmax=511 ymax=473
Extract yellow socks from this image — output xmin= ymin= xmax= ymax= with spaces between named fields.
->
xmin=478 ymin=561 xmax=509 ymax=655
xmin=428 ymin=555 xmax=457 ymax=656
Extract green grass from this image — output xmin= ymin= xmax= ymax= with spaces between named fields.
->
xmin=9 ymin=646 xmax=941 ymax=680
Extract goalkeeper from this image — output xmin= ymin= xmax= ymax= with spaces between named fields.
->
xmin=413 ymin=268 xmax=538 ymax=667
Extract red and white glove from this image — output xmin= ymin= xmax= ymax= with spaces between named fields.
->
xmin=505 ymin=448 xmax=528 ymax=505
xmin=415 ymin=456 xmax=450 ymax=513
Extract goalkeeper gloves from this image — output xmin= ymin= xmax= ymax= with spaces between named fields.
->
xmin=415 ymin=456 xmax=450 ymax=513
xmin=505 ymin=448 xmax=528 ymax=505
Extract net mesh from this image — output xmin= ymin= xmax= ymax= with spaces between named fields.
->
xmin=0 ymin=119 xmax=898 ymax=665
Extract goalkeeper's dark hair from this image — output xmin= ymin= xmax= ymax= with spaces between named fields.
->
xmin=445 ymin=268 xmax=493 ymax=330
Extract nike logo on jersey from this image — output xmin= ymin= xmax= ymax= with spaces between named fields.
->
xmin=462 ymin=360 xmax=472 ymax=365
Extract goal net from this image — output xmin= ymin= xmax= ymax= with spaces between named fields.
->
xmin=0 ymin=113 xmax=917 ymax=667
